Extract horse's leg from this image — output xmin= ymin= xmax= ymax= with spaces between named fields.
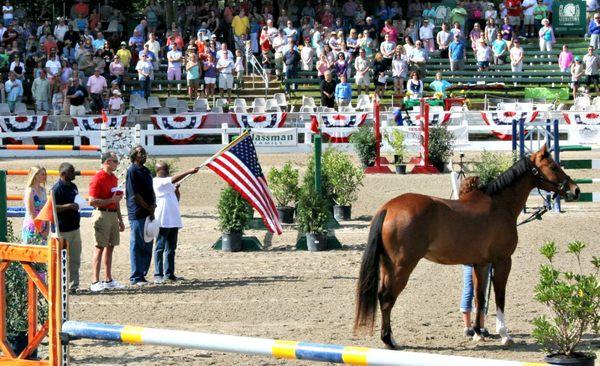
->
xmin=378 ymin=260 xmax=417 ymax=349
xmin=471 ymin=264 xmax=489 ymax=342
xmin=492 ymin=258 xmax=513 ymax=345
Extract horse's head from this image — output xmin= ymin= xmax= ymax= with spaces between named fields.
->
xmin=530 ymin=145 xmax=580 ymax=201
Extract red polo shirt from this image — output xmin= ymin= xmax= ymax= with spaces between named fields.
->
xmin=506 ymin=0 xmax=522 ymax=16
xmin=89 ymin=169 xmax=118 ymax=210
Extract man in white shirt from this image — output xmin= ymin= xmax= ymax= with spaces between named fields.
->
xmin=216 ymin=51 xmax=235 ymax=100
xmin=419 ymin=19 xmax=435 ymax=53
xmin=45 ymin=52 xmax=62 ymax=82
xmin=152 ymin=162 xmax=198 ymax=283
xmin=167 ymin=43 xmax=182 ymax=82
xmin=354 ymin=49 xmax=371 ymax=95
xmin=521 ymin=0 xmax=537 ymax=37
xmin=272 ymin=30 xmax=287 ymax=78
xmin=135 ymin=53 xmax=153 ymax=98
xmin=145 ymin=32 xmax=161 ymax=71
xmin=216 ymin=42 xmax=234 ymax=60
xmin=266 ymin=19 xmax=278 ymax=42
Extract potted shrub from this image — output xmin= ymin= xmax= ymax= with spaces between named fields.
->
xmin=217 ymin=187 xmax=254 ymax=252
xmin=349 ymin=126 xmax=377 ymax=168
xmin=384 ymin=128 xmax=408 ymax=174
xmin=472 ymin=150 xmax=514 ymax=185
xmin=428 ymin=125 xmax=455 ymax=173
xmin=532 ymin=240 xmax=599 ymax=366
xmin=296 ymin=183 xmax=329 ymax=251
xmin=304 ymin=150 xmax=335 ymax=209
xmin=267 ymin=162 xmax=299 ymax=224
xmin=323 ymin=150 xmax=364 ymax=220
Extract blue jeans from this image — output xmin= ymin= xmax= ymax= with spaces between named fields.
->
xmin=140 ymin=78 xmax=152 ymax=99
xmin=129 ymin=218 xmax=153 ymax=283
xmin=154 ymin=227 xmax=178 ymax=279
xmin=460 ymin=265 xmax=491 ymax=313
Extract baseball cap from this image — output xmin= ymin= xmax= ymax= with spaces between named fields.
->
xmin=574 ymin=56 xmax=581 ymax=62
xmin=120 ymin=41 xmax=126 ymax=46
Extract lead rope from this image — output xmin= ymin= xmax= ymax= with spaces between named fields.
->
xmin=517 ymin=188 xmax=552 ymax=226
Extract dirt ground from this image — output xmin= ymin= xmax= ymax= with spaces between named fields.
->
xmin=1 ymin=152 xmax=599 ymax=365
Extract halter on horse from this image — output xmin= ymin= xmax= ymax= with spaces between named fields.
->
xmin=354 ymin=145 xmax=579 ymax=348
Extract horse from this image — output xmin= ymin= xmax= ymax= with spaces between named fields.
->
xmin=354 ymin=145 xmax=580 ymax=348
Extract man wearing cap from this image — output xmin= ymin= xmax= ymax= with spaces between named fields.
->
xmin=583 ymin=46 xmax=600 ymax=95
xmin=31 ymin=69 xmax=50 ymax=112
xmin=449 ymin=33 xmax=467 ymax=71
xmin=89 ymin=151 xmax=125 ymax=292
xmin=66 ymin=78 xmax=88 ymax=116
xmin=135 ymin=53 xmax=153 ymax=99
xmin=87 ymin=67 xmax=107 ymax=113
xmin=589 ymin=13 xmax=600 ymax=50
xmin=419 ymin=19 xmax=435 ymax=53
xmin=216 ymin=50 xmax=234 ymax=100
xmin=116 ymin=42 xmax=132 ymax=69
xmin=126 ymin=146 xmax=155 ymax=286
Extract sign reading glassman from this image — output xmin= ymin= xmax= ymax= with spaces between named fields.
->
xmin=553 ymin=0 xmax=586 ymax=35
xmin=250 ymin=128 xmax=298 ymax=147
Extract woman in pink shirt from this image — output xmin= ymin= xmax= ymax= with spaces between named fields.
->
xmin=558 ymin=44 xmax=574 ymax=73
xmin=109 ymin=55 xmax=125 ymax=87
xmin=380 ymin=20 xmax=398 ymax=44
xmin=316 ymin=54 xmax=331 ymax=80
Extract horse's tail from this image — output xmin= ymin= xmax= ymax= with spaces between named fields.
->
xmin=354 ymin=209 xmax=387 ymax=334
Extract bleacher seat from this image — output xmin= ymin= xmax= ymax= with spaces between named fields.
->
xmin=253 ymin=105 xmax=265 ymax=113
xmin=234 ymin=106 xmax=247 ymax=113
xmin=265 ymin=99 xmax=278 ymax=111
xmin=165 ymin=97 xmax=179 ymax=109
xmin=212 ymin=106 xmax=223 ymax=113
xmin=146 ymin=96 xmax=162 ymax=109
xmin=177 ymin=100 xmax=188 ymax=112
xmin=214 ymin=98 xmax=228 ymax=108
xmin=274 ymin=93 xmax=288 ymax=110
xmin=302 ymin=96 xmax=316 ymax=109
xmin=299 ymin=106 xmax=315 ymax=113
xmin=194 ymin=98 xmax=209 ymax=112
xmin=233 ymin=98 xmax=248 ymax=109
xmin=0 ymin=103 xmax=11 ymax=115
xmin=157 ymin=107 xmax=170 ymax=114
xmin=14 ymin=103 xmax=27 ymax=114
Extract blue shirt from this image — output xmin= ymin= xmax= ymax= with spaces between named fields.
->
xmin=92 ymin=38 xmax=106 ymax=50
xmin=492 ymin=39 xmax=507 ymax=55
xmin=126 ymin=163 xmax=155 ymax=220
xmin=5 ymin=79 xmax=22 ymax=102
xmin=335 ymin=82 xmax=352 ymax=100
xmin=589 ymin=20 xmax=600 ymax=35
xmin=430 ymin=79 xmax=451 ymax=96
xmin=449 ymin=40 xmax=465 ymax=61
xmin=52 ymin=180 xmax=80 ymax=232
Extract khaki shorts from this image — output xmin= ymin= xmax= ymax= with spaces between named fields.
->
xmin=92 ymin=210 xmax=120 ymax=247
xmin=508 ymin=15 xmax=521 ymax=26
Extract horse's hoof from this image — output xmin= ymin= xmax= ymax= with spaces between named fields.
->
xmin=382 ymin=334 xmax=398 ymax=349
xmin=472 ymin=333 xmax=485 ymax=342
xmin=501 ymin=337 xmax=514 ymax=346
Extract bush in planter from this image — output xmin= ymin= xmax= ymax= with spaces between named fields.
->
xmin=428 ymin=125 xmax=455 ymax=173
xmin=384 ymin=128 xmax=407 ymax=164
xmin=267 ymin=162 xmax=299 ymax=223
xmin=349 ymin=126 xmax=377 ymax=167
xmin=303 ymin=149 xmax=335 ymax=208
xmin=296 ymin=183 xmax=329 ymax=251
xmin=473 ymin=151 xmax=514 ymax=185
xmin=217 ymin=187 xmax=254 ymax=251
xmin=532 ymin=240 xmax=599 ymax=363
xmin=322 ymin=150 xmax=364 ymax=220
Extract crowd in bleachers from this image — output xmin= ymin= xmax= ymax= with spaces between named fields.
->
xmin=0 ymin=0 xmax=599 ymax=116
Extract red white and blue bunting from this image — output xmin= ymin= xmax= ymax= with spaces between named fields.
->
xmin=404 ymin=111 xmax=452 ymax=126
xmin=309 ymin=113 xmax=368 ymax=143
xmin=0 ymin=115 xmax=48 ymax=144
xmin=480 ymin=111 xmax=539 ymax=140
xmin=72 ymin=114 xmax=128 ymax=131
xmin=231 ymin=112 xmax=288 ymax=129
xmin=563 ymin=112 xmax=600 ymax=125
xmin=150 ymin=114 xmax=208 ymax=143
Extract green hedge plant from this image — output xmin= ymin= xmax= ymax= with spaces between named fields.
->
xmin=428 ymin=126 xmax=455 ymax=171
xmin=322 ymin=151 xmax=364 ymax=206
xmin=267 ymin=162 xmax=299 ymax=207
xmin=473 ymin=151 xmax=514 ymax=185
xmin=217 ymin=187 xmax=254 ymax=233
xmin=296 ymin=183 xmax=329 ymax=235
xmin=384 ymin=129 xmax=407 ymax=164
xmin=349 ymin=126 xmax=377 ymax=166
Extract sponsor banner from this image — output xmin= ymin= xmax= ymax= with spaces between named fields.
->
xmin=480 ymin=111 xmax=539 ymax=140
xmin=0 ymin=115 xmax=48 ymax=143
xmin=567 ymin=124 xmax=600 ymax=145
xmin=71 ymin=114 xmax=128 ymax=131
xmin=386 ymin=125 xmax=468 ymax=149
xmin=231 ymin=112 xmax=288 ymax=128
xmin=562 ymin=112 xmax=600 ymax=125
xmin=250 ymin=128 xmax=297 ymax=147
xmin=150 ymin=114 xmax=208 ymax=143
xmin=309 ymin=113 xmax=368 ymax=143
xmin=400 ymin=111 xmax=452 ymax=126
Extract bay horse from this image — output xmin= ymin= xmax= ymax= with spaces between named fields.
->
xmin=354 ymin=145 xmax=579 ymax=348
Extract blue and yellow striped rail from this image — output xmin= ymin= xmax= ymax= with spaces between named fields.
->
xmin=62 ymin=321 xmax=548 ymax=366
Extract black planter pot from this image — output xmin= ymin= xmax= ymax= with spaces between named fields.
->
xmin=8 ymin=332 xmax=37 ymax=359
xmin=432 ymin=161 xmax=446 ymax=173
xmin=333 ymin=205 xmax=351 ymax=221
xmin=276 ymin=206 xmax=295 ymax=224
xmin=306 ymin=233 xmax=327 ymax=251
xmin=395 ymin=164 xmax=407 ymax=174
xmin=544 ymin=353 xmax=596 ymax=366
xmin=221 ymin=232 xmax=243 ymax=252
xmin=361 ymin=160 xmax=375 ymax=168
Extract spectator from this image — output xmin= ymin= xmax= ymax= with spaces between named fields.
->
xmin=419 ymin=19 xmax=435 ymax=53
xmin=558 ymin=44 xmax=574 ymax=72
xmin=216 ymin=50 xmax=234 ymax=100
xmin=167 ymin=43 xmax=183 ymax=90
xmin=409 ymin=40 xmax=428 ymax=76
xmin=501 ymin=16 xmax=515 ymax=48
xmin=2 ymin=1 xmax=13 ymax=26
xmin=9 ymin=53 xmax=24 ymax=79
xmin=135 ymin=53 xmax=153 ymax=99
xmin=505 ymin=0 xmax=522 ymax=36
xmin=5 ymin=71 xmax=22 ymax=112
xmin=583 ymin=46 xmax=600 ymax=95
xmin=66 ymin=77 xmax=88 ymax=116
xmin=320 ymin=70 xmax=335 ymax=108
xmin=203 ymin=53 xmax=217 ymax=99
xmin=88 ymin=152 xmax=125 ymax=292
xmin=450 ymin=2 xmax=468 ymax=31
xmin=108 ymin=89 xmax=124 ymax=114
xmin=355 ymin=48 xmax=371 ymax=95
xmin=538 ymin=19 xmax=555 ymax=53
xmin=449 ymin=33 xmax=466 ymax=71
xmin=283 ymin=20 xmax=298 ymax=43
xmin=571 ymin=57 xmax=585 ymax=100
xmin=92 ymin=32 xmax=106 ymax=51
xmin=450 ymin=22 xmax=463 ymax=41
xmin=301 ymin=37 xmax=315 ymax=72
xmin=392 ymin=47 xmax=408 ymax=94
xmin=145 ymin=33 xmax=161 ymax=71
xmin=51 ymin=82 xmax=63 ymax=115
xmin=62 ymin=40 xmax=76 ymax=64
xmin=589 ymin=13 xmax=600 ymax=50
xmin=21 ymin=166 xmax=48 ymax=244
xmin=316 ymin=53 xmax=330 ymax=80
xmin=533 ymin=0 xmax=549 ymax=33
xmin=87 ymin=67 xmax=107 ymax=113
xmin=381 ymin=20 xmax=398 ymax=44
xmin=283 ymin=39 xmax=300 ymax=94
xmin=272 ymin=29 xmax=286 ymax=79
xmin=470 ymin=23 xmax=483 ymax=53
xmin=510 ymin=39 xmax=525 ymax=73
xmin=437 ymin=23 xmax=452 ymax=58
xmin=380 ymin=33 xmax=395 ymax=68
xmin=476 ymin=39 xmax=492 ymax=71
xmin=186 ymin=51 xmax=200 ymax=100
xmin=232 ymin=9 xmax=250 ymax=46
xmin=126 ymin=146 xmax=156 ymax=286
xmin=116 ymin=42 xmax=132 ymax=70
xmin=492 ymin=32 xmax=509 ymax=64
xmin=334 ymin=52 xmax=350 ymax=80
xmin=522 ymin=0 xmax=537 ymax=37
xmin=152 ymin=163 xmax=199 ymax=283
xmin=109 ymin=55 xmax=124 ymax=87
xmin=406 ymin=71 xmax=423 ymax=98
xmin=53 ymin=162 xmax=82 ymax=293
xmin=373 ymin=52 xmax=387 ymax=97
xmin=31 ymin=69 xmax=50 ymax=112
xmin=430 ymin=72 xmax=452 ymax=97
xmin=484 ymin=18 xmax=499 ymax=45
xmin=335 ymin=73 xmax=352 ymax=107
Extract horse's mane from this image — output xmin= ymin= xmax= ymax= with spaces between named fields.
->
xmin=459 ymin=176 xmax=481 ymax=198
xmin=482 ymin=157 xmax=531 ymax=196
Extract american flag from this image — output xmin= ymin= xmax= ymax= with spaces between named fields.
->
xmin=206 ymin=132 xmax=283 ymax=235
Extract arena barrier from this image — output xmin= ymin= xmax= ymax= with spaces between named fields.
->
xmin=0 ymin=144 xmax=100 ymax=151
xmin=558 ymin=157 xmax=600 ymax=203
xmin=6 ymin=206 xmax=93 ymax=218
xmin=4 ymin=169 xmax=98 ymax=176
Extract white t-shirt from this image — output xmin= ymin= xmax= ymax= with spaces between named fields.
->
xmin=2 ymin=5 xmax=13 ymax=21
xmin=167 ymin=49 xmax=182 ymax=68
xmin=153 ymin=177 xmax=182 ymax=228
xmin=419 ymin=24 xmax=434 ymax=40
xmin=216 ymin=58 xmax=234 ymax=74
xmin=45 ymin=58 xmax=61 ymax=77
xmin=522 ymin=0 xmax=537 ymax=16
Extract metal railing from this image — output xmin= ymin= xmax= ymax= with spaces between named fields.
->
xmin=247 ymin=53 xmax=269 ymax=97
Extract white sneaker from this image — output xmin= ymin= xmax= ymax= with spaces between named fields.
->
xmin=90 ymin=282 xmax=105 ymax=292
xmin=103 ymin=279 xmax=124 ymax=289
xmin=154 ymin=277 xmax=164 ymax=284
xmin=135 ymin=280 xmax=149 ymax=286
